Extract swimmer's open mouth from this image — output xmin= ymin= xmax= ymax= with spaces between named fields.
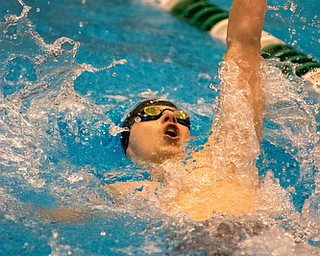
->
xmin=164 ymin=124 xmax=179 ymax=139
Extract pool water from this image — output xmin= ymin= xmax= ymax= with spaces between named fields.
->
xmin=1 ymin=0 xmax=319 ymax=255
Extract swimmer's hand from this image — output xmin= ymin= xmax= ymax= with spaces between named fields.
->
xmin=38 ymin=206 xmax=92 ymax=223
xmin=103 ymin=181 xmax=160 ymax=202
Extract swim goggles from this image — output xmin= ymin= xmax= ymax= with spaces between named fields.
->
xmin=136 ymin=106 xmax=190 ymax=128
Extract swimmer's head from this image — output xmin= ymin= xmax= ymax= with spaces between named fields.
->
xmin=121 ymin=99 xmax=190 ymax=164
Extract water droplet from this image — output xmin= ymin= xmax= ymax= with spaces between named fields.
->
xmin=135 ymin=117 xmax=141 ymax=123
xmin=209 ymin=83 xmax=218 ymax=92
xmin=290 ymin=2 xmax=297 ymax=12
xmin=291 ymin=40 xmax=297 ymax=46
xmin=300 ymin=17 xmax=306 ymax=22
xmin=53 ymin=232 xmax=59 ymax=239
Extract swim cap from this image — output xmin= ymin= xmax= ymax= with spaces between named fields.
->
xmin=121 ymin=99 xmax=177 ymax=154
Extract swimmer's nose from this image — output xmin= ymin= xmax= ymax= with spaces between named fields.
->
xmin=161 ymin=110 xmax=177 ymax=124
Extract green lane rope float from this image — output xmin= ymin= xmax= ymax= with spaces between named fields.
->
xmin=261 ymin=44 xmax=320 ymax=77
xmin=171 ymin=0 xmax=229 ymax=31
xmin=160 ymin=0 xmax=320 ymax=91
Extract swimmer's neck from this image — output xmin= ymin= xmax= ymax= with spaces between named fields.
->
xmin=128 ymin=149 xmax=186 ymax=166
xmin=129 ymin=151 xmax=187 ymax=178
xmin=129 ymin=154 xmax=187 ymax=184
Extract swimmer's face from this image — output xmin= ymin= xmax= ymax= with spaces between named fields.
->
xmin=126 ymin=106 xmax=190 ymax=164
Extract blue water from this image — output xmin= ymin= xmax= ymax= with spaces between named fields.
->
xmin=1 ymin=0 xmax=319 ymax=255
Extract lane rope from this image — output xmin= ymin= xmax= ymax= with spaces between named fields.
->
xmin=160 ymin=0 xmax=320 ymax=91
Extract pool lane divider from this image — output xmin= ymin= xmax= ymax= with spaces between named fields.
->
xmin=160 ymin=0 xmax=320 ymax=91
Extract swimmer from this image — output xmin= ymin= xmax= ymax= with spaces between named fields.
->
xmin=106 ymin=0 xmax=267 ymax=221
xmin=39 ymin=0 xmax=267 ymax=222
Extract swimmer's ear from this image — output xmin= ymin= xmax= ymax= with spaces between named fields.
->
xmin=125 ymin=146 xmax=134 ymax=160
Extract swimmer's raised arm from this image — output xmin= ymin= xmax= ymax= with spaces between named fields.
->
xmin=192 ymin=0 xmax=268 ymax=181
xmin=224 ymin=0 xmax=267 ymax=141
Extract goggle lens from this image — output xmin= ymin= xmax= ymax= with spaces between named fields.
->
xmin=143 ymin=106 xmax=189 ymax=120
xmin=174 ymin=109 xmax=188 ymax=120
xmin=143 ymin=106 xmax=161 ymax=116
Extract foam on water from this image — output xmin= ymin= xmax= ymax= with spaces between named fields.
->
xmin=1 ymin=0 xmax=320 ymax=255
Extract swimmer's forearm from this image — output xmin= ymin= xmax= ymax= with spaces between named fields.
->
xmin=225 ymin=0 xmax=267 ymax=141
